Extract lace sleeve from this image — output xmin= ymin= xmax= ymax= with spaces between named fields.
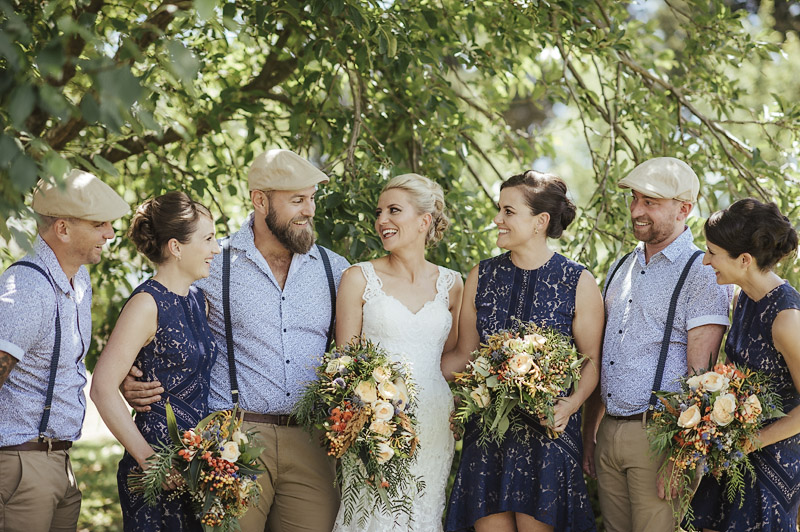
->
xmin=436 ymin=267 xmax=458 ymax=306
xmin=356 ymin=262 xmax=383 ymax=302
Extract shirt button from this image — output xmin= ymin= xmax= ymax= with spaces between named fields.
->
xmin=618 ymin=330 xmax=622 ymax=334
xmin=640 ymin=270 xmax=645 ymax=274
xmin=628 ymin=299 xmax=632 ymax=303
xmin=286 ymin=392 xmax=290 ymax=396
xmin=283 ymin=328 xmax=287 ymax=332
xmin=609 ymin=361 xmax=614 ymax=365
xmin=282 ymin=296 xmax=285 ymax=301
xmin=286 ymin=360 xmax=290 ymax=364
xmin=607 ymin=393 xmax=612 ymax=397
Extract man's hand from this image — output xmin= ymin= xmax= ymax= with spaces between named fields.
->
xmin=120 ymin=365 xmax=163 ymax=413
xmin=582 ymin=434 xmax=597 ymax=479
xmin=0 ymin=351 xmax=18 ymax=390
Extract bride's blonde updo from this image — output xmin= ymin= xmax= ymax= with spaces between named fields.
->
xmin=382 ymin=173 xmax=450 ymax=246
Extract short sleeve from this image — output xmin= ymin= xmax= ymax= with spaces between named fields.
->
xmin=0 ymin=268 xmax=51 ymax=361
xmin=684 ymin=259 xmax=733 ymax=331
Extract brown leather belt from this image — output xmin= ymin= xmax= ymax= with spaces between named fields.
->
xmin=607 ymin=411 xmax=651 ymax=422
xmin=0 ymin=440 xmax=73 ymax=451
xmin=242 ymin=412 xmax=298 ymax=426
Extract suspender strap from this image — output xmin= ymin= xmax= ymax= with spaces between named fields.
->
xmin=221 ymin=238 xmax=239 ymax=406
xmin=9 ymin=261 xmax=61 ymax=441
xmin=603 ymin=251 xmax=633 ymax=299
xmin=648 ymin=249 xmax=704 ymax=409
xmin=317 ymin=245 xmax=336 ymax=351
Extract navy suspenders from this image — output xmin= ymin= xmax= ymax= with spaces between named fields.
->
xmin=603 ymin=249 xmax=704 ymax=409
xmin=8 ymin=261 xmax=62 ymax=442
xmin=221 ymin=240 xmax=336 ymax=406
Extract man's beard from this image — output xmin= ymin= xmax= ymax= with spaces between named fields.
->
xmin=265 ymin=210 xmax=315 ymax=254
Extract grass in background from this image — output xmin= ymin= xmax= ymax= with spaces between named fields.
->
xmin=72 ymin=440 xmax=124 ymax=532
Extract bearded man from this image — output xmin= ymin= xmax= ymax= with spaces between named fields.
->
xmin=582 ymin=157 xmax=733 ymax=532
xmin=123 ymin=149 xmax=349 ymax=532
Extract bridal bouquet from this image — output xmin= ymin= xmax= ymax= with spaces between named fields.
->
xmin=128 ymin=403 xmax=265 ymax=532
xmin=293 ymin=337 xmax=423 ymax=527
xmin=451 ymin=319 xmax=586 ymax=444
xmin=647 ymin=362 xmax=783 ymax=527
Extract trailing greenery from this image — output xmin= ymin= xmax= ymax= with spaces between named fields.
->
xmin=1 ymin=0 xmax=798 ymax=371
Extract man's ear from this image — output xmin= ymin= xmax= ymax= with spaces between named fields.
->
xmin=251 ymin=190 xmax=269 ymax=215
xmin=677 ymin=201 xmax=693 ymax=220
xmin=53 ymin=218 xmax=71 ymax=243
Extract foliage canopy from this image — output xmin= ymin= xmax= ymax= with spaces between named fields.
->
xmin=1 ymin=0 xmax=799 ymax=367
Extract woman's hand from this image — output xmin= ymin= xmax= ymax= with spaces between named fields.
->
xmin=547 ymin=395 xmax=579 ymax=433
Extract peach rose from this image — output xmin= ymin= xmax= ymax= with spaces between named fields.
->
xmin=219 ymin=440 xmax=241 ymax=463
xmin=392 ymin=378 xmax=410 ymax=410
xmin=686 ymin=374 xmax=703 ymax=391
xmin=372 ymin=400 xmax=395 ymax=421
xmin=355 ymin=380 xmax=378 ymax=404
xmin=523 ymin=333 xmax=547 ymax=350
xmin=369 ymin=420 xmax=394 ymax=438
xmin=742 ymin=394 xmax=763 ymax=420
xmin=700 ymin=371 xmax=729 ymax=393
xmin=375 ymin=441 xmax=395 ymax=464
xmin=677 ymin=404 xmax=702 ymax=428
xmin=469 ymin=384 xmax=491 ymax=408
xmin=508 ymin=353 xmax=534 ymax=375
xmin=710 ymin=393 xmax=737 ymax=426
xmin=377 ymin=380 xmax=399 ymax=401
xmin=372 ymin=366 xmax=392 ymax=383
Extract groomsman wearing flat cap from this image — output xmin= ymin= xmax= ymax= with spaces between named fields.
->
xmin=0 ymin=169 xmax=129 ymax=531
xmin=123 ymin=149 xmax=349 ymax=532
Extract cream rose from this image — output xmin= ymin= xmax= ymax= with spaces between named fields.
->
xmin=503 ymin=338 xmax=526 ymax=351
xmin=469 ymin=384 xmax=491 ymax=408
xmin=710 ymin=394 xmax=736 ymax=426
xmin=523 ymin=333 xmax=547 ymax=350
xmin=325 ymin=360 xmax=341 ymax=375
xmin=742 ymin=394 xmax=763 ymax=419
xmin=219 ymin=440 xmax=241 ymax=463
xmin=686 ymin=374 xmax=703 ymax=391
xmin=677 ymin=404 xmax=702 ymax=428
xmin=369 ymin=419 xmax=394 ymax=438
xmin=377 ymin=380 xmax=399 ymax=401
xmin=372 ymin=365 xmax=392 ymax=383
xmin=338 ymin=355 xmax=353 ymax=365
xmin=372 ymin=400 xmax=395 ymax=421
xmin=700 ymin=371 xmax=729 ymax=393
xmin=355 ymin=380 xmax=378 ymax=404
xmin=473 ymin=356 xmax=491 ymax=373
xmin=375 ymin=441 xmax=395 ymax=464
xmin=508 ymin=353 xmax=534 ymax=375
xmin=231 ymin=430 xmax=248 ymax=445
xmin=392 ymin=378 xmax=410 ymax=410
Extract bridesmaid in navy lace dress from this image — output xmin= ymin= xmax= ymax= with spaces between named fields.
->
xmin=91 ymin=192 xmax=221 ymax=531
xmin=442 ymin=171 xmax=604 ymax=532
xmin=691 ymin=198 xmax=800 ymax=531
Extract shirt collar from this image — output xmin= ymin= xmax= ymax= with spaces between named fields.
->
xmin=33 ymin=235 xmax=76 ymax=295
xmin=634 ymin=226 xmax=695 ymax=264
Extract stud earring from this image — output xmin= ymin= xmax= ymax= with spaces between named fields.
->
xmin=535 ymin=227 xmax=539 ymax=235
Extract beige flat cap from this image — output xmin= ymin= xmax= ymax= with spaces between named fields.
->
xmin=618 ymin=157 xmax=699 ymax=202
xmin=248 ymin=149 xmax=329 ymax=191
xmin=32 ymin=169 xmax=130 ymax=222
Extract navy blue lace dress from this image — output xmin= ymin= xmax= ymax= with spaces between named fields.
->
xmin=445 ymin=252 xmax=596 ymax=532
xmin=117 ymin=279 xmax=218 ymax=532
xmin=691 ymin=281 xmax=800 ymax=531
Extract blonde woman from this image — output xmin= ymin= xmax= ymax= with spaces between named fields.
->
xmin=332 ymin=174 xmax=464 ymax=531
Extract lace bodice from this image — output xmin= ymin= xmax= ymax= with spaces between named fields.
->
xmin=333 ymin=261 xmax=457 ymax=532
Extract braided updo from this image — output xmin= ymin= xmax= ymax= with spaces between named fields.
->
xmin=381 ymin=173 xmax=450 ymax=246
xmin=128 ymin=191 xmax=212 ymax=264
xmin=705 ymin=198 xmax=798 ymax=271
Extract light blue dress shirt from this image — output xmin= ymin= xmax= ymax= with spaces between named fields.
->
xmin=197 ymin=213 xmax=349 ymax=414
xmin=601 ymin=228 xmax=733 ymax=416
xmin=0 ymin=236 xmax=91 ymax=446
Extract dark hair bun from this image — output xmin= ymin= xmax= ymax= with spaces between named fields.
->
xmin=705 ymin=198 xmax=798 ymax=270
xmin=501 ymin=170 xmax=576 ymax=239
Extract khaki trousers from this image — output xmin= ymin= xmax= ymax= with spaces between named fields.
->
xmin=0 ymin=450 xmax=81 ymax=532
xmin=594 ymin=416 xmax=676 ymax=532
xmin=239 ymin=423 xmax=339 ymax=532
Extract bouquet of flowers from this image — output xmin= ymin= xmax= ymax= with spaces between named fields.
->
xmin=452 ymin=319 xmax=586 ymax=444
xmin=293 ymin=337 xmax=422 ymax=527
xmin=647 ymin=362 xmax=784 ymax=528
xmin=128 ymin=403 xmax=265 ymax=532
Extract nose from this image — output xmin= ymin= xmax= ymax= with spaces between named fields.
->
xmin=493 ymin=212 xmax=503 ymax=225
xmin=702 ymin=252 xmax=711 ymax=266
xmin=629 ymin=200 xmax=644 ymax=219
xmin=101 ymin=221 xmax=115 ymax=240
xmin=212 ymin=238 xmax=221 ymax=255
xmin=301 ymin=199 xmax=316 ymax=218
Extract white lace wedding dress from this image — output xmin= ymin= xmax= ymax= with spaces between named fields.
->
xmin=332 ymin=261 xmax=457 ymax=532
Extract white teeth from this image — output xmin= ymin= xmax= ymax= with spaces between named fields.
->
xmin=498 ymin=229 xmax=509 ymax=234
xmin=381 ymin=229 xmax=397 ymax=237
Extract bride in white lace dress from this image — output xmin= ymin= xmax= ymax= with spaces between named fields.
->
xmin=332 ymin=174 xmax=463 ymax=532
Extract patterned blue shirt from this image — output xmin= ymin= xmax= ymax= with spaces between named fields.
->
xmin=0 ymin=236 xmax=91 ymax=446
xmin=601 ymin=228 xmax=733 ymax=416
xmin=196 ymin=213 xmax=349 ymax=414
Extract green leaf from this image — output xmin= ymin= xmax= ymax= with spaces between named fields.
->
xmin=165 ymin=401 xmax=181 ymax=445
xmin=80 ymin=94 xmax=100 ymax=123
xmin=166 ymin=41 xmax=201 ymax=85
xmin=93 ymin=155 xmax=119 ymax=177
xmin=485 ymin=375 xmax=499 ymax=388
xmin=0 ymin=135 xmax=21 ymax=169
xmin=194 ymin=0 xmax=215 ymax=21
xmin=36 ymin=41 xmax=65 ymax=78
xmin=9 ymin=154 xmax=38 ymax=191
xmin=8 ymin=85 xmax=36 ymax=129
